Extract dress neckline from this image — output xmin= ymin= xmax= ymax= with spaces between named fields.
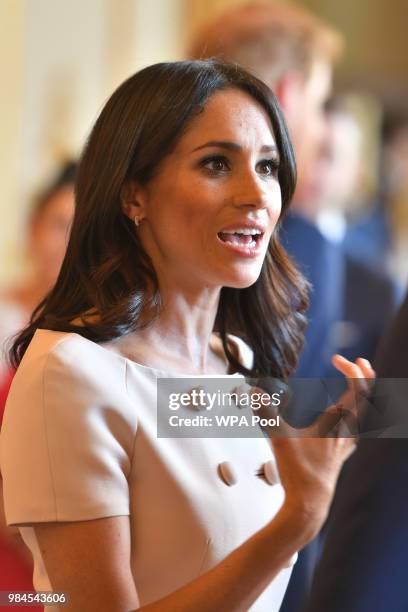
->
xmin=34 ymin=329 xmax=246 ymax=379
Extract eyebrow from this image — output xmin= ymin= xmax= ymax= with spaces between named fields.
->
xmin=192 ymin=140 xmax=279 ymax=154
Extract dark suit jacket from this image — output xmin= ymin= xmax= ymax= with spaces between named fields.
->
xmin=280 ymin=214 xmax=400 ymax=381
xmin=279 ymin=213 xmax=401 ymax=612
xmin=280 ymin=212 xmax=345 ymax=378
xmin=339 ymin=254 xmax=402 ymax=363
xmin=305 ymin=292 xmax=408 ymax=612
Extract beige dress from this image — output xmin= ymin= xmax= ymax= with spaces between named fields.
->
xmin=0 ymin=329 xmax=296 ymax=611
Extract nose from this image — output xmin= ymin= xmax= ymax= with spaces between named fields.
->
xmin=230 ymin=169 xmax=276 ymax=211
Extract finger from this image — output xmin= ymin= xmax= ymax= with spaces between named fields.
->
xmin=341 ymin=437 xmax=357 ymax=461
xmin=352 ymin=358 xmax=376 ymax=399
xmin=335 ymin=407 xmax=362 ymax=437
xmin=303 ymin=402 xmax=346 ymax=438
xmin=332 ymin=354 xmax=375 ymax=380
xmin=332 ymin=354 xmax=362 ymax=377
xmin=250 ymin=390 xmax=295 ymax=439
xmin=332 ymin=354 xmax=371 ymax=395
xmin=355 ymin=357 xmax=376 ymax=379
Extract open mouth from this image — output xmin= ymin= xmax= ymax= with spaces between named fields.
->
xmin=217 ymin=228 xmax=264 ymax=249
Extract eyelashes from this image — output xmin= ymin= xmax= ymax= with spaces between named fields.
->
xmin=256 ymin=158 xmax=280 ymax=176
xmin=199 ymin=154 xmax=280 ymax=177
xmin=200 ymin=155 xmax=229 ymax=174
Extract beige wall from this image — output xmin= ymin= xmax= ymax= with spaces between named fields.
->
xmin=0 ymin=0 xmax=183 ymax=286
xmin=0 ymin=1 xmax=25 ymax=284
xmin=184 ymin=0 xmax=251 ymax=35
xmin=299 ymin=0 xmax=408 ymax=105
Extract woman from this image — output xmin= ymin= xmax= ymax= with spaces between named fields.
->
xmin=0 ymin=161 xmax=76 ymax=382
xmin=0 ymin=162 xmax=76 ymax=612
xmin=1 ymin=61 xmax=373 ymax=612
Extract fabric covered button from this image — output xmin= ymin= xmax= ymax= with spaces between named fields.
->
xmin=187 ymin=387 xmax=207 ymax=410
xmin=263 ymin=460 xmax=279 ymax=486
xmin=232 ymin=382 xmax=253 ymax=408
xmin=218 ymin=461 xmax=238 ymax=486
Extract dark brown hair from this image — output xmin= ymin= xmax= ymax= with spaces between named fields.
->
xmin=11 ymin=60 xmax=308 ymax=379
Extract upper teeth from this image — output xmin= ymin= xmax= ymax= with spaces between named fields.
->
xmin=222 ymin=228 xmax=262 ymax=235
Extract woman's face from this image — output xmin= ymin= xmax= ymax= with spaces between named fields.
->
xmin=128 ymin=88 xmax=282 ymax=291
xmin=29 ymin=186 xmax=75 ymax=284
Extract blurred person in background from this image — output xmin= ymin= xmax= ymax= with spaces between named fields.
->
xmin=306 ymin=97 xmax=364 ymax=244
xmin=342 ymin=111 xmax=408 ymax=282
xmin=0 ymin=161 xmax=76 ymax=610
xmin=301 ymin=98 xmax=401 ymax=365
xmin=0 ymin=161 xmax=77 ymax=384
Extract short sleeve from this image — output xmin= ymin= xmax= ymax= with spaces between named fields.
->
xmin=0 ymin=333 xmax=138 ymax=525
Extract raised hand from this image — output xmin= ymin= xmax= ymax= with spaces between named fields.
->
xmin=262 ymin=357 xmax=376 ymax=534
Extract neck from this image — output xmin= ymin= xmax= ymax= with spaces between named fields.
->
xmin=130 ymin=285 xmax=223 ymax=373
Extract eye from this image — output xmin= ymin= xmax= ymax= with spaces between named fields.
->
xmin=200 ymin=155 xmax=230 ymax=175
xmin=256 ymin=158 xmax=280 ymax=177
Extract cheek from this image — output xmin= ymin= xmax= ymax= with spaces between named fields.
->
xmin=148 ymin=181 xmax=215 ymax=252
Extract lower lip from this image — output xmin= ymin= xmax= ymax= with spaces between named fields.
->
xmin=216 ymin=234 xmax=265 ymax=258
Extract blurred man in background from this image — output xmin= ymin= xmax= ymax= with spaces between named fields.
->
xmin=301 ymin=99 xmax=401 ymax=365
xmin=305 ymin=98 xmax=364 ymax=243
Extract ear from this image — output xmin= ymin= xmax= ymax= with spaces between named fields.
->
xmin=121 ymin=180 xmax=147 ymax=223
xmin=274 ymin=72 xmax=304 ymax=123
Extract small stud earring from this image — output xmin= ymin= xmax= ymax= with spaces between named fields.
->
xmin=134 ymin=216 xmax=141 ymax=227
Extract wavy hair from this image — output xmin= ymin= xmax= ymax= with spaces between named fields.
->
xmin=11 ymin=60 xmax=308 ymax=379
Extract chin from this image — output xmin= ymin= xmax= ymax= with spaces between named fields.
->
xmin=221 ymin=268 xmax=262 ymax=290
